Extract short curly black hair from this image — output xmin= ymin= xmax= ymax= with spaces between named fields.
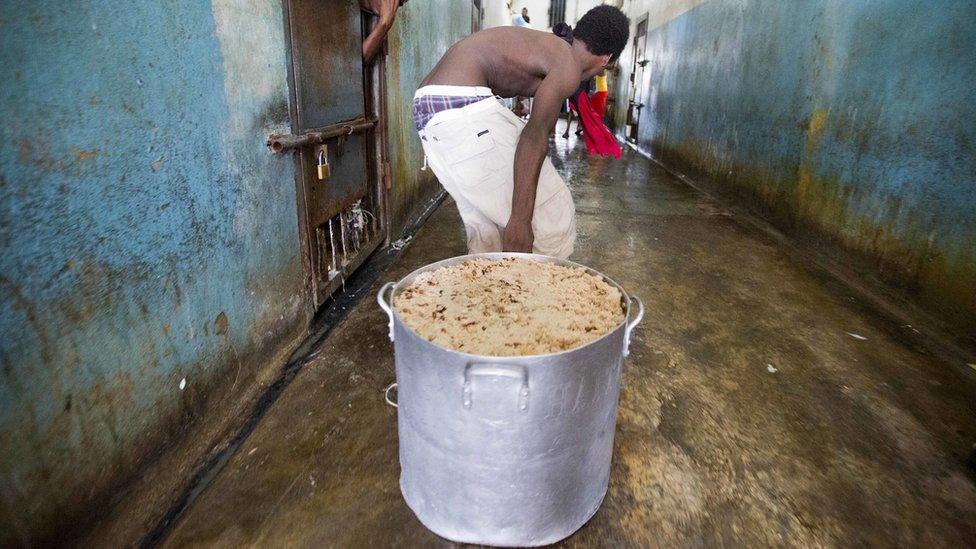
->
xmin=573 ymin=5 xmax=630 ymax=62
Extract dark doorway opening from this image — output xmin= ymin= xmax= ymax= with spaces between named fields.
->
xmin=626 ymin=14 xmax=648 ymax=143
xmin=549 ymin=0 xmax=567 ymax=28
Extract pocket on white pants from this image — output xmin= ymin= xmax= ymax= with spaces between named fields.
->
xmin=534 ymin=158 xmax=565 ymax=206
xmin=428 ymin=118 xmax=503 ymax=190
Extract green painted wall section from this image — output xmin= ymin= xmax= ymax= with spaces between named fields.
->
xmin=385 ymin=1 xmax=474 ymax=235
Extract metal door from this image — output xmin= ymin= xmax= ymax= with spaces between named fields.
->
xmin=471 ymin=0 xmax=483 ymax=33
xmin=276 ymin=0 xmax=386 ymax=305
xmin=627 ymin=16 xmax=648 ymax=142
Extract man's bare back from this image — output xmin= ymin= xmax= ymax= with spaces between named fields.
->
xmin=421 ymin=27 xmax=577 ymax=100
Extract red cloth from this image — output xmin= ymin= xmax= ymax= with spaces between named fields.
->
xmin=570 ymin=90 xmax=620 ymax=159
xmin=590 ymin=91 xmax=608 ymax=119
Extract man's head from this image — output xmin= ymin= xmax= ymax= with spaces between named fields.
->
xmin=573 ymin=5 xmax=629 ymax=70
xmin=522 ymin=7 xmax=528 ymax=16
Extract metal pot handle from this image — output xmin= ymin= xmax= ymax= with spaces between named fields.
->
xmin=463 ymin=362 xmax=530 ymax=412
xmin=623 ymin=295 xmax=645 ymax=357
xmin=376 ymin=282 xmax=396 ymax=342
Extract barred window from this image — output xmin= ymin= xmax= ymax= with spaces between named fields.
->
xmin=548 ymin=0 xmax=567 ymax=28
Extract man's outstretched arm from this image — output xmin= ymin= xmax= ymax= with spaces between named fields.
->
xmin=361 ymin=0 xmax=402 ymax=63
xmin=503 ymin=68 xmax=579 ymax=252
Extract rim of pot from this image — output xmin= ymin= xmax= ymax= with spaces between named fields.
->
xmin=389 ymin=252 xmax=636 ymax=360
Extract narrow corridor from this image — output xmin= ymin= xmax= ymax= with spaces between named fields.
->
xmin=136 ymin=130 xmax=976 ymax=546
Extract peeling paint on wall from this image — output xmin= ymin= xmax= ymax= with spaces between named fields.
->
xmin=615 ymin=0 xmax=976 ymax=341
xmin=0 ymin=0 xmax=309 ymax=543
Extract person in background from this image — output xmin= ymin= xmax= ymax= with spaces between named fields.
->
xmin=513 ymin=7 xmax=532 ymax=28
xmin=513 ymin=96 xmax=530 ymax=118
xmin=361 ymin=0 xmax=407 ymax=63
xmin=412 ymin=6 xmax=629 ymax=257
xmin=590 ymin=70 xmax=609 ymax=119
xmin=564 ymin=71 xmax=610 ymax=138
xmin=562 ymin=79 xmax=591 ymax=138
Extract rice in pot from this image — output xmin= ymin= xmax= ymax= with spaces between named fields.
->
xmin=394 ymin=258 xmax=625 ymax=356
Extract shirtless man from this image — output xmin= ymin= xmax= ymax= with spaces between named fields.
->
xmin=413 ymin=6 xmax=629 ymax=258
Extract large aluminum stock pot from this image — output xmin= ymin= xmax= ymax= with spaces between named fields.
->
xmin=376 ymin=253 xmax=644 ymax=546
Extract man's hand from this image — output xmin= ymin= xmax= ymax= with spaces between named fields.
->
xmin=503 ymin=218 xmax=534 ymax=253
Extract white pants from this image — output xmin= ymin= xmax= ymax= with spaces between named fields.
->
xmin=417 ymin=92 xmax=576 ymax=259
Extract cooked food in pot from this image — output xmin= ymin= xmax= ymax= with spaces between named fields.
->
xmin=395 ymin=258 xmax=625 ymax=356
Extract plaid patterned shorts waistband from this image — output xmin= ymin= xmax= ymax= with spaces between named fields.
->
xmin=413 ymin=95 xmax=492 ymax=132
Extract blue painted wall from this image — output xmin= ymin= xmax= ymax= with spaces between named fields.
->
xmin=617 ymin=0 xmax=976 ymax=340
xmin=0 ymin=0 xmax=310 ymax=541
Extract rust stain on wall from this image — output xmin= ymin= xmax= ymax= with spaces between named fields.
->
xmin=796 ymin=108 xmax=829 ymax=219
xmin=214 ymin=312 xmax=229 ymax=335
xmin=71 ymin=148 xmax=98 ymax=162
xmin=655 ymin=136 xmax=976 ymax=342
xmin=618 ymin=0 xmax=976 ymax=344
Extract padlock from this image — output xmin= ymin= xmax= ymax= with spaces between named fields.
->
xmin=316 ymin=147 xmax=330 ymax=180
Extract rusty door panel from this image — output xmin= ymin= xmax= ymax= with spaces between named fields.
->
xmin=301 ymin=134 xmax=368 ymax=227
xmin=288 ymin=0 xmax=364 ymax=129
xmin=284 ymin=0 xmax=386 ymax=306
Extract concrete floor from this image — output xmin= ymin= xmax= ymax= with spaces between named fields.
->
xmin=159 ymin=130 xmax=976 ymax=547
